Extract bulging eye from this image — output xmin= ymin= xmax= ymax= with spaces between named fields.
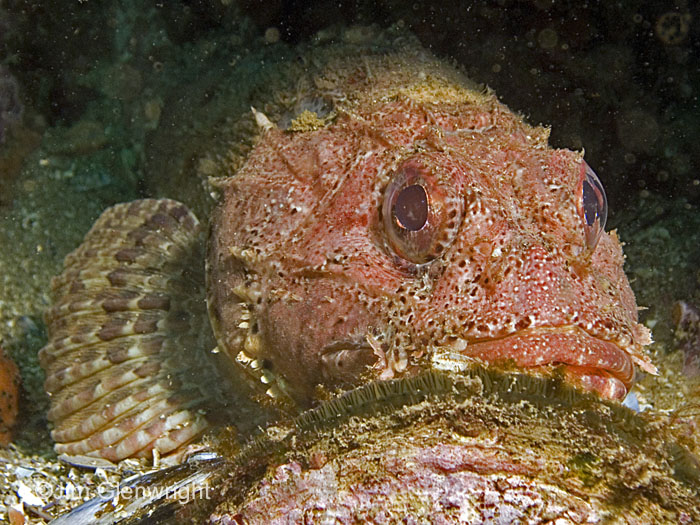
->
xmin=382 ymin=158 xmax=463 ymax=264
xmin=579 ymin=162 xmax=608 ymax=250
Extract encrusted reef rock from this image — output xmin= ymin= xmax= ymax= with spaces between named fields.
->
xmin=213 ymin=371 xmax=700 ymax=523
xmin=51 ymin=370 xmax=700 ymax=523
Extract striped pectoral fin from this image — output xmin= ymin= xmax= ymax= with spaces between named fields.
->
xmin=40 ymin=199 xmax=222 ymax=464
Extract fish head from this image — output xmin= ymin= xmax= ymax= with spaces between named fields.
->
xmin=208 ymin=79 xmax=654 ymax=406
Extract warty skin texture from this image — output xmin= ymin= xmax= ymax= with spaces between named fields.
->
xmin=207 ymin=51 xmax=654 ymax=407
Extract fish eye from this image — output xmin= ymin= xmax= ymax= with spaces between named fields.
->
xmin=393 ymin=184 xmax=428 ymax=231
xmin=382 ymin=158 xmax=463 ymax=264
xmin=580 ymin=162 xmax=608 ymax=250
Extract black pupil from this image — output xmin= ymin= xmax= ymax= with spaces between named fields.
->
xmin=394 ymin=184 xmax=428 ymax=231
xmin=582 ymin=178 xmax=601 ymax=226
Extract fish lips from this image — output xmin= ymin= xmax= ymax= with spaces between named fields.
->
xmin=448 ymin=325 xmax=634 ymax=400
xmin=319 ymin=326 xmax=635 ymax=401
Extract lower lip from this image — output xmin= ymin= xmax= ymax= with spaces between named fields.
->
xmin=450 ymin=326 xmax=633 ymax=400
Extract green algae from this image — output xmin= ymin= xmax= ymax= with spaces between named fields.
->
xmin=568 ymin=451 xmax=602 ymax=487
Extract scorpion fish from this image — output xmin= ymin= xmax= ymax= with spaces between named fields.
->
xmin=39 ymin=36 xmax=657 ymax=470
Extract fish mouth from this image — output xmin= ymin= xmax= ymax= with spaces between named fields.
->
xmin=447 ymin=325 xmax=634 ymax=400
xmin=239 ymin=326 xmax=633 ymax=404
xmin=320 ymin=340 xmax=378 ymax=385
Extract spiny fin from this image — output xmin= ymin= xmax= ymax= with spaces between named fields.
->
xmin=40 ymin=199 xmax=223 ymax=464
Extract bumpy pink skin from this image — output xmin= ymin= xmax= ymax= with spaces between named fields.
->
xmin=208 ymin=90 xmax=653 ymax=404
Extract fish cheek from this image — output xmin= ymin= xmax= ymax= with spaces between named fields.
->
xmin=206 ymin=221 xmax=250 ymax=364
xmin=259 ymin=281 xmax=377 ymax=405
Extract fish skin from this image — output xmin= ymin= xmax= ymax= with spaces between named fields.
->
xmin=40 ymin=37 xmax=656 ymax=464
xmin=39 ymin=199 xmax=271 ymax=464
